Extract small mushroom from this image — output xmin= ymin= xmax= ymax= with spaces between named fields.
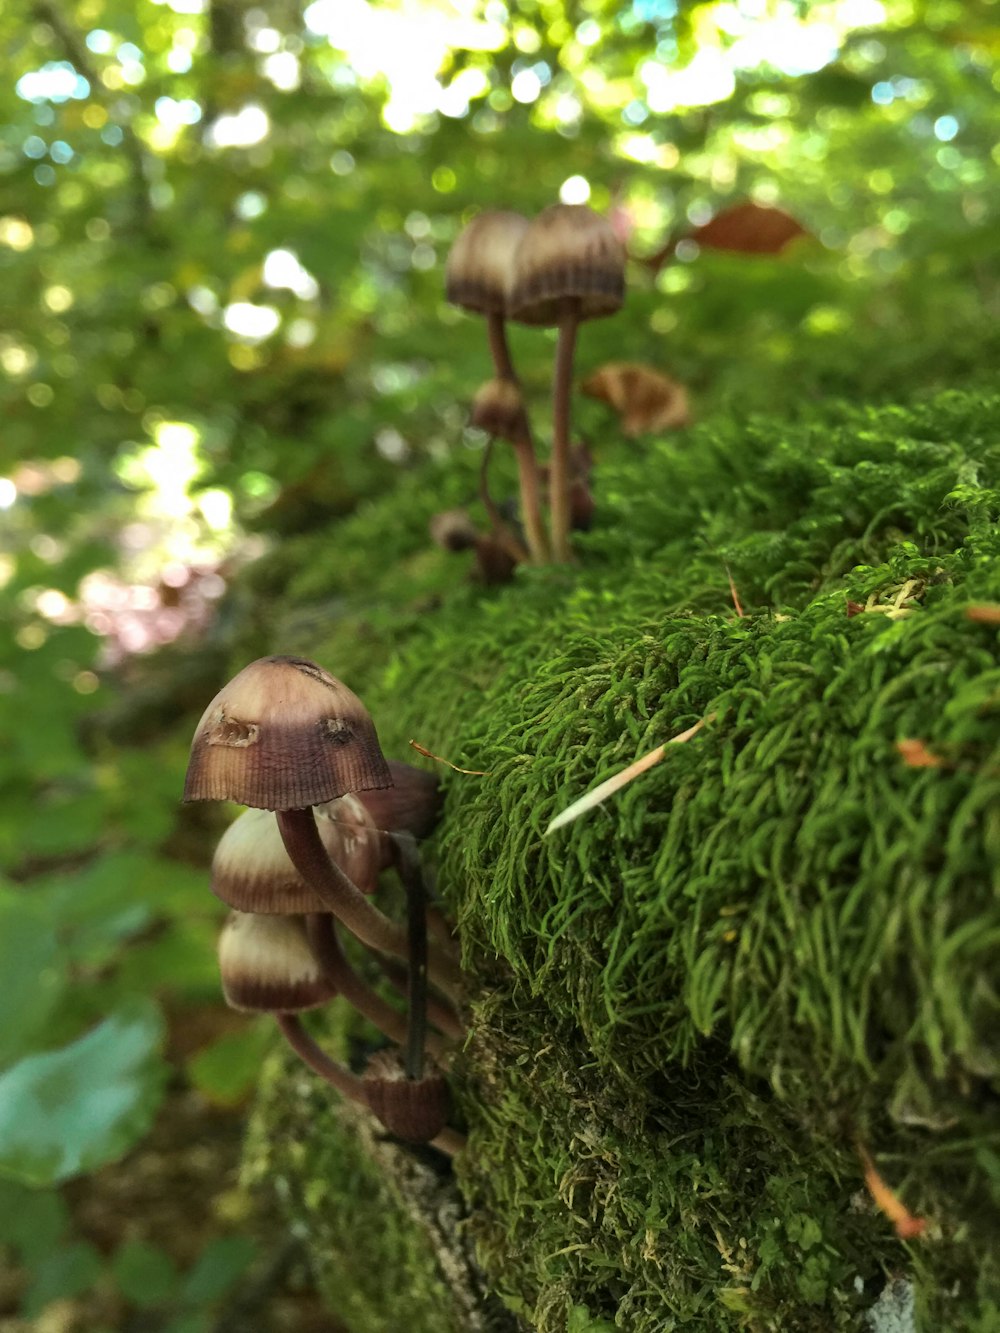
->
xmin=184 ymin=656 xmax=462 ymax=998
xmin=446 ymin=210 xmax=548 ymax=564
xmin=363 ymin=1048 xmax=450 ymax=1144
xmin=356 ymin=760 xmax=443 ymax=847
xmin=507 ymin=205 xmax=625 ymax=561
xmin=211 ymin=795 xmax=384 ymax=914
xmin=218 ymin=910 xmax=334 ymax=1013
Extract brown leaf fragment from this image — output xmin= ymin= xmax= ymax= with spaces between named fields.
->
xmin=967 ymin=604 xmax=1000 ymax=624
xmin=581 ymin=362 xmax=690 ymax=437
xmin=896 ymin=739 xmax=945 ymax=769
xmin=691 ymin=201 xmax=809 ymax=255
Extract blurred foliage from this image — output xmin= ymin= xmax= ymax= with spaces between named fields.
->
xmin=1 ymin=0 xmax=999 ymax=1326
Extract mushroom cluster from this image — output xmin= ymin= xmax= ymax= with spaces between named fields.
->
xmin=443 ymin=202 xmax=625 ymax=567
xmin=184 ymin=655 xmax=466 ymax=1156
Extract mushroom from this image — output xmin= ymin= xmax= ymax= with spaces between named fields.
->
xmin=507 ymin=204 xmax=625 ymax=561
xmin=362 ymin=1048 xmax=451 ymax=1145
xmin=446 ymin=210 xmax=549 ymax=564
xmin=217 ymin=909 xmax=367 ymax=1106
xmin=184 ymin=655 xmax=462 ymax=997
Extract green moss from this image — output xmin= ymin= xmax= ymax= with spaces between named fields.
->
xmin=250 ymin=386 xmax=1000 ymax=1329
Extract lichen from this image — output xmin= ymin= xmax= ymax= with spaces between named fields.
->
xmin=245 ymin=386 xmax=1000 ymax=1329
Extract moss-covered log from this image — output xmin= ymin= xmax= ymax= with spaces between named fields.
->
xmin=243 ymin=386 xmax=1000 ymax=1331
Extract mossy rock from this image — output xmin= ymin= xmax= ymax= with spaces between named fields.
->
xmin=247 ymin=386 xmax=1000 ymax=1331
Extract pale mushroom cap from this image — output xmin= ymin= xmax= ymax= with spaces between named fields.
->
xmin=218 ymin=911 xmax=335 ymax=1012
xmin=507 ymin=204 xmax=625 ymax=326
xmin=212 ymin=797 xmax=385 ymax=913
xmin=445 ymin=210 xmax=530 ymax=315
xmin=183 ymin=655 xmax=392 ymax=809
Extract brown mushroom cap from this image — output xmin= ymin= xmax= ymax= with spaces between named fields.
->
xmin=356 ymin=760 xmax=442 ymax=844
xmin=445 ymin=210 xmax=530 ymax=315
xmin=218 ymin=911 xmax=335 ymax=1013
xmin=506 ymin=203 xmax=625 ymax=327
xmin=212 ymin=796 xmax=385 ymax=913
xmin=183 ymin=655 xmax=392 ymax=810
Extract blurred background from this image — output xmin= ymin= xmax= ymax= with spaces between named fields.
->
xmin=1 ymin=0 xmax=998 ymax=1328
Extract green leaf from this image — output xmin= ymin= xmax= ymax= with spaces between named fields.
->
xmin=0 ymin=892 xmax=64 ymax=1068
xmin=21 ymin=1240 xmax=104 ymax=1317
xmin=113 ymin=1239 xmax=180 ymax=1308
xmin=186 ymin=1021 xmax=272 ymax=1106
xmin=0 ymin=1180 xmax=69 ymax=1263
xmin=180 ymin=1235 xmax=258 ymax=1306
xmin=0 ymin=1001 xmax=167 ymax=1185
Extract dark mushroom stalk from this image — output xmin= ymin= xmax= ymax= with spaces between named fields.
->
xmin=305 ymin=914 xmax=452 ymax=1061
xmin=446 ymin=210 xmax=549 ymax=564
xmin=507 ymin=204 xmax=625 ymax=562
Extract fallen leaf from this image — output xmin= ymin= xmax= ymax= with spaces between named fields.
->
xmin=967 ymin=604 xmax=1000 ymax=624
xmin=691 ymin=201 xmax=809 ymax=255
xmin=581 ymin=363 xmax=690 ymax=437
xmin=896 ymin=739 xmax=945 ymax=769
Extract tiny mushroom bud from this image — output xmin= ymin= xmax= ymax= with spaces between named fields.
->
xmin=470 ymin=378 xmax=531 ymax=448
xmin=429 ymin=508 xmax=479 ymax=553
xmin=363 ymin=1049 xmax=451 ymax=1144
xmin=507 ymin=204 xmax=625 ymax=561
xmin=446 ymin=209 xmax=548 ymax=564
xmin=218 ymin=911 xmax=334 ymax=1013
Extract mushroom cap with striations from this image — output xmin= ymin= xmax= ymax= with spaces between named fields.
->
xmin=445 ymin=210 xmax=530 ymax=315
xmin=218 ymin=911 xmax=336 ymax=1013
xmin=506 ymin=203 xmax=625 ymax=327
xmin=211 ymin=796 xmax=385 ymax=914
xmin=183 ymin=655 xmax=392 ymax=810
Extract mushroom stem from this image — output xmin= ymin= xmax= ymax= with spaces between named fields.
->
xmin=550 ymin=310 xmax=579 ymax=562
xmin=306 ymin=914 xmax=450 ymax=1062
xmin=479 ymin=438 xmax=531 ymax=563
xmin=376 ymin=956 xmax=464 ymax=1040
xmin=390 ymin=833 xmax=429 ymax=1080
xmin=485 ymin=312 xmax=549 ymax=565
xmin=276 ymin=808 xmax=462 ymax=999
xmin=275 ymin=1012 xmax=366 ymax=1104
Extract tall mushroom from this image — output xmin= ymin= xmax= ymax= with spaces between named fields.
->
xmin=445 ymin=209 xmax=549 ymax=564
xmin=507 ymin=204 xmax=625 ymax=562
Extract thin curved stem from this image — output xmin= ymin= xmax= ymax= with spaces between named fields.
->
xmin=479 ymin=437 xmax=531 ymax=563
xmin=276 ymin=808 xmax=462 ymax=999
xmin=275 ymin=1013 xmax=366 ymax=1103
xmin=550 ymin=311 xmax=579 ymax=562
xmin=306 ymin=915 xmax=450 ymax=1062
xmin=486 ymin=312 xmax=549 ymax=564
